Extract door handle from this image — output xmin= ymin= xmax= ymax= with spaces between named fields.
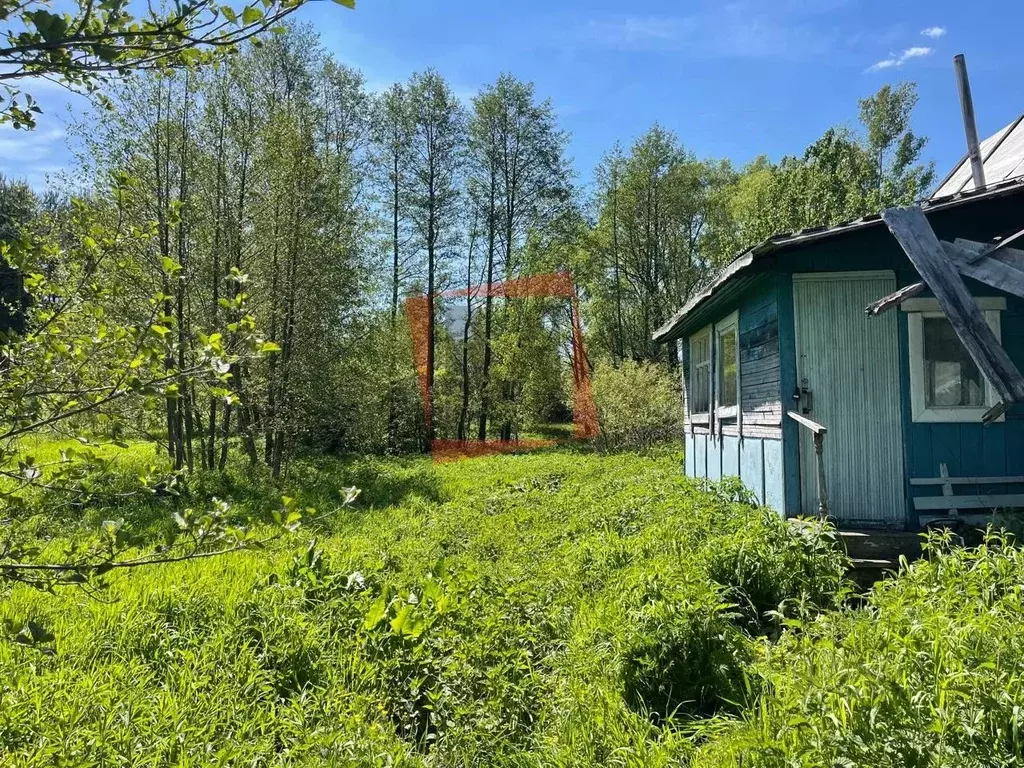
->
xmin=793 ymin=381 xmax=813 ymax=414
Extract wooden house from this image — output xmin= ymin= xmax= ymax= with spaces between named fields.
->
xmin=654 ymin=119 xmax=1024 ymax=530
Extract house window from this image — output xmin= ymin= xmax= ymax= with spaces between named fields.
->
xmin=715 ymin=311 xmax=740 ymax=421
xmin=689 ymin=326 xmax=712 ymax=424
xmin=904 ymin=297 xmax=1005 ymax=422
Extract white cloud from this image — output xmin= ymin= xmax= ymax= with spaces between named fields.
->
xmin=868 ymin=58 xmax=899 ymax=72
xmin=867 ymin=45 xmax=933 ymax=72
xmin=901 ymin=46 xmax=933 ymax=60
xmin=581 ymin=16 xmax=690 ymax=48
xmin=576 ymin=4 xmax=844 ymax=62
xmin=921 ymin=26 xmax=946 ymax=38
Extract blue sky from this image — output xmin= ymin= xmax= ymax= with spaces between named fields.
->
xmin=5 ymin=0 xmax=1024 ymax=193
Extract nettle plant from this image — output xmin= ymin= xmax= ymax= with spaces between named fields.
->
xmin=0 ymin=176 xmax=355 ymax=591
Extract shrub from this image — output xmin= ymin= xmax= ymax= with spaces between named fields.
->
xmin=698 ymin=529 xmax=1024 ymax=767
xmin=706 ymin=514 xmax=850 ymax=635
xmin=621 ymin=585 xmax=753 ymax=721
xmin=591 ymin=359 xmax=684 ymax=452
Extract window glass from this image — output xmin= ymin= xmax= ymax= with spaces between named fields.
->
xmin=923 ymin=316 xmax=984 ymax=407
xmin=690 ymin=333 xmax=711 ymax=414
xmin=717 ymin=327 xmax=738 ymax=409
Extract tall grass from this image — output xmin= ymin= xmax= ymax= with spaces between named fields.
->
xmin=697 ymin=530 xmax=1024 ymax=767
xmin=0 ymin=450 xmax=848 ymax=766
xmin=6 ymin=449 xmax=1021 ymax=766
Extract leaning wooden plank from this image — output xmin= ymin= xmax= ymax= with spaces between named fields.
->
xmin=913 ymin=495 xmax=1024 ymax=511
xmin=942 ymin=242 xmax=1024 ymax=299
xmin=955 ymin=238 xmax=1024 ymax=269
xmin=865 ymin=236 xmax=1024 ymax=315
xmin=910 ymin=475 xmax=1024 ymax=486
xmin=786 ymin=410 xmax=827 ymax=434
xmin=882 ymin=206 xmax=1024 ymax=418
xmin=865 ymin=282 xmax=927 ymax=315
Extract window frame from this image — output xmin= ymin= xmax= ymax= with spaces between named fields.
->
xmin=688 ymin=325 xmax=713 ymax=425
xmin=904 ymin=297 xmax=1005 ymax=423
xmin=714 ymin=311 xmax=741 ymax=423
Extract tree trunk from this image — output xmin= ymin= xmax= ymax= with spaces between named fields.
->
xmin=457 ymin=217 xmax=477 ymax=441
xmin=477 ymin=170 xmax=496 ymax=441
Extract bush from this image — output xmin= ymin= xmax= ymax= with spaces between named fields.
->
xmin=706 ymin=514 xmax=850 ymax=636
xmin=621 ymin=586 xmax=753 ymax=721
xmin=591 ymin=359 xmax=684 ymax=452
xmin=698 ymin=529 xmax=1024 ymax=767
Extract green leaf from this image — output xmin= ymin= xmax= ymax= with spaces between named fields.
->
xmin=363 ymin=596 xmax=388 ymax=630
xmin=241 ymin=6 xmax=263 ymax=24
xmin=332 ymin=0 xmax=355 ymax=7
xmin=150 ymin=325 xmax=170 ymax=336
xmin=259 ymin=340 xmax=281 ymax=353
xmin=220 ymin=5 xmax=238 ymax=22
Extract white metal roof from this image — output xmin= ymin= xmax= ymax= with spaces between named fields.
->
xmin=933 ymin=114 xmax=1024 ymax=198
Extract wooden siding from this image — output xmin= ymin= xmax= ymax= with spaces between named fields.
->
xmin=902 ymin=289 xmax=1024 ymax=517
xmin=679 ymin=279 xmax=785 ymax=515
xmin=739 ymin=285 xmax=781 ymax=436
xmin=685 ymin=432 xmax=785 ymax=511
xmin=680 ymin=279 xmax=782 ymax=440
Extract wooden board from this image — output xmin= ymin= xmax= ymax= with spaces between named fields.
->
xmin=913 ymin=494 xmax=1024 ymax=510
xmin=942 ymin=242 xmax=1024 ymax=300
xmin=910 ymin=475 xmax=1024 ymax=486
xmin=882 ymin=207 xmax=1024 ymax=418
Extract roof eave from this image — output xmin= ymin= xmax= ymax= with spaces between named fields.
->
xmin=652 ymin=177 xmax=1024 ymax=344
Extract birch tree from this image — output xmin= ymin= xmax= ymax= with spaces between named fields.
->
xmin=406 ymin=70 xmax=466 ymax=442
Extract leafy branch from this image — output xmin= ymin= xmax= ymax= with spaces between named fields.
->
xmin=0 ymin=487 xmax=360 ymax=590
xmin=0 ymin=0 xmax=355 ymax=127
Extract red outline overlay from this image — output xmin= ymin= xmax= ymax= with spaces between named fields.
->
xmin=406 ymin=271 xmax=597 ymax=460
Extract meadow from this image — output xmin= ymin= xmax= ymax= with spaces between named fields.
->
xmin=2 ymin=448 xmax=1023 ymax=766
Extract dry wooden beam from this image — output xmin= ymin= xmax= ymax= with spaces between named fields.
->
xmin=942 ymin=242 xmax=1024 ymax=300
xmin=882 ymin=206 xmax=1024 ymax=421
xmin=865 ymin=282 xmax=927 ymax=315
xmin=865 ymin=237 xmax=1024 ymax=315
xmin=954 ymin=238 xmax=1024 ymax=269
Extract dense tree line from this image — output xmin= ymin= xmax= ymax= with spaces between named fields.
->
xmin=6 ymin=25 xmax=935 ymax=474
xmin=585 ymin=83 xmax=934 ymax=365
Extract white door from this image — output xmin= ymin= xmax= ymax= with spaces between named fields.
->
xmin=793 ymin=272 xmax=906 ymax=526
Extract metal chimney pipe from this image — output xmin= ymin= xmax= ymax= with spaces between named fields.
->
xmin=954 ymin=53 xmax=986 ymax=190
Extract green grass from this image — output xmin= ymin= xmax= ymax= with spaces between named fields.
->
xmin=2 ymin=448 xmax=1021 ymax=766
xmin=0 ymin=448 xmax=850 ymax=766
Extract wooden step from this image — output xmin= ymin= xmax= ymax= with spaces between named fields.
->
xmin=838 ymin=530 xmax=921 ymax=561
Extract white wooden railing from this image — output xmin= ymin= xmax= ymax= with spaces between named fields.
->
xmin=787 ymin=410 xmax=830 ymax=519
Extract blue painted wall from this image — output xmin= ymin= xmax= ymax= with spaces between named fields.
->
xmin=900 ymin=288 xmax=1024 ymax=523
xmin=674 ymin=191 xmax=1024 ymax=528
xmin=687 ymin=432 xmax=784 ymax=508
xmin=680 ymin=277 xmax=787 ymax=515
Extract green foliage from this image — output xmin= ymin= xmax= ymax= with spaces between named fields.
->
xmin=591 ymin=358 xmax=684 ymax=452
xmin=621 ymin=582 xmax=753 ymax=721
xmin=729 ymin=82 xmax=935 ymax=249
xmin=0 ymin=449 xmax=852 ymax=765
xmin=586 ymin=127 xmax=738 ymax=363
xmin=0 ymin=0 xmax=352 ymax=128
xmin=700 ymin=530 xmax=1024 ymax=767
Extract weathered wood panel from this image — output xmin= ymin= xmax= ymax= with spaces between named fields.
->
xmin=740 ymin=438 xmax=765 ymax=503
xmin=739 ymin=285 xmax=781 ymax=436
xmin=682 ymin=431 xmax=785 ymax=515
